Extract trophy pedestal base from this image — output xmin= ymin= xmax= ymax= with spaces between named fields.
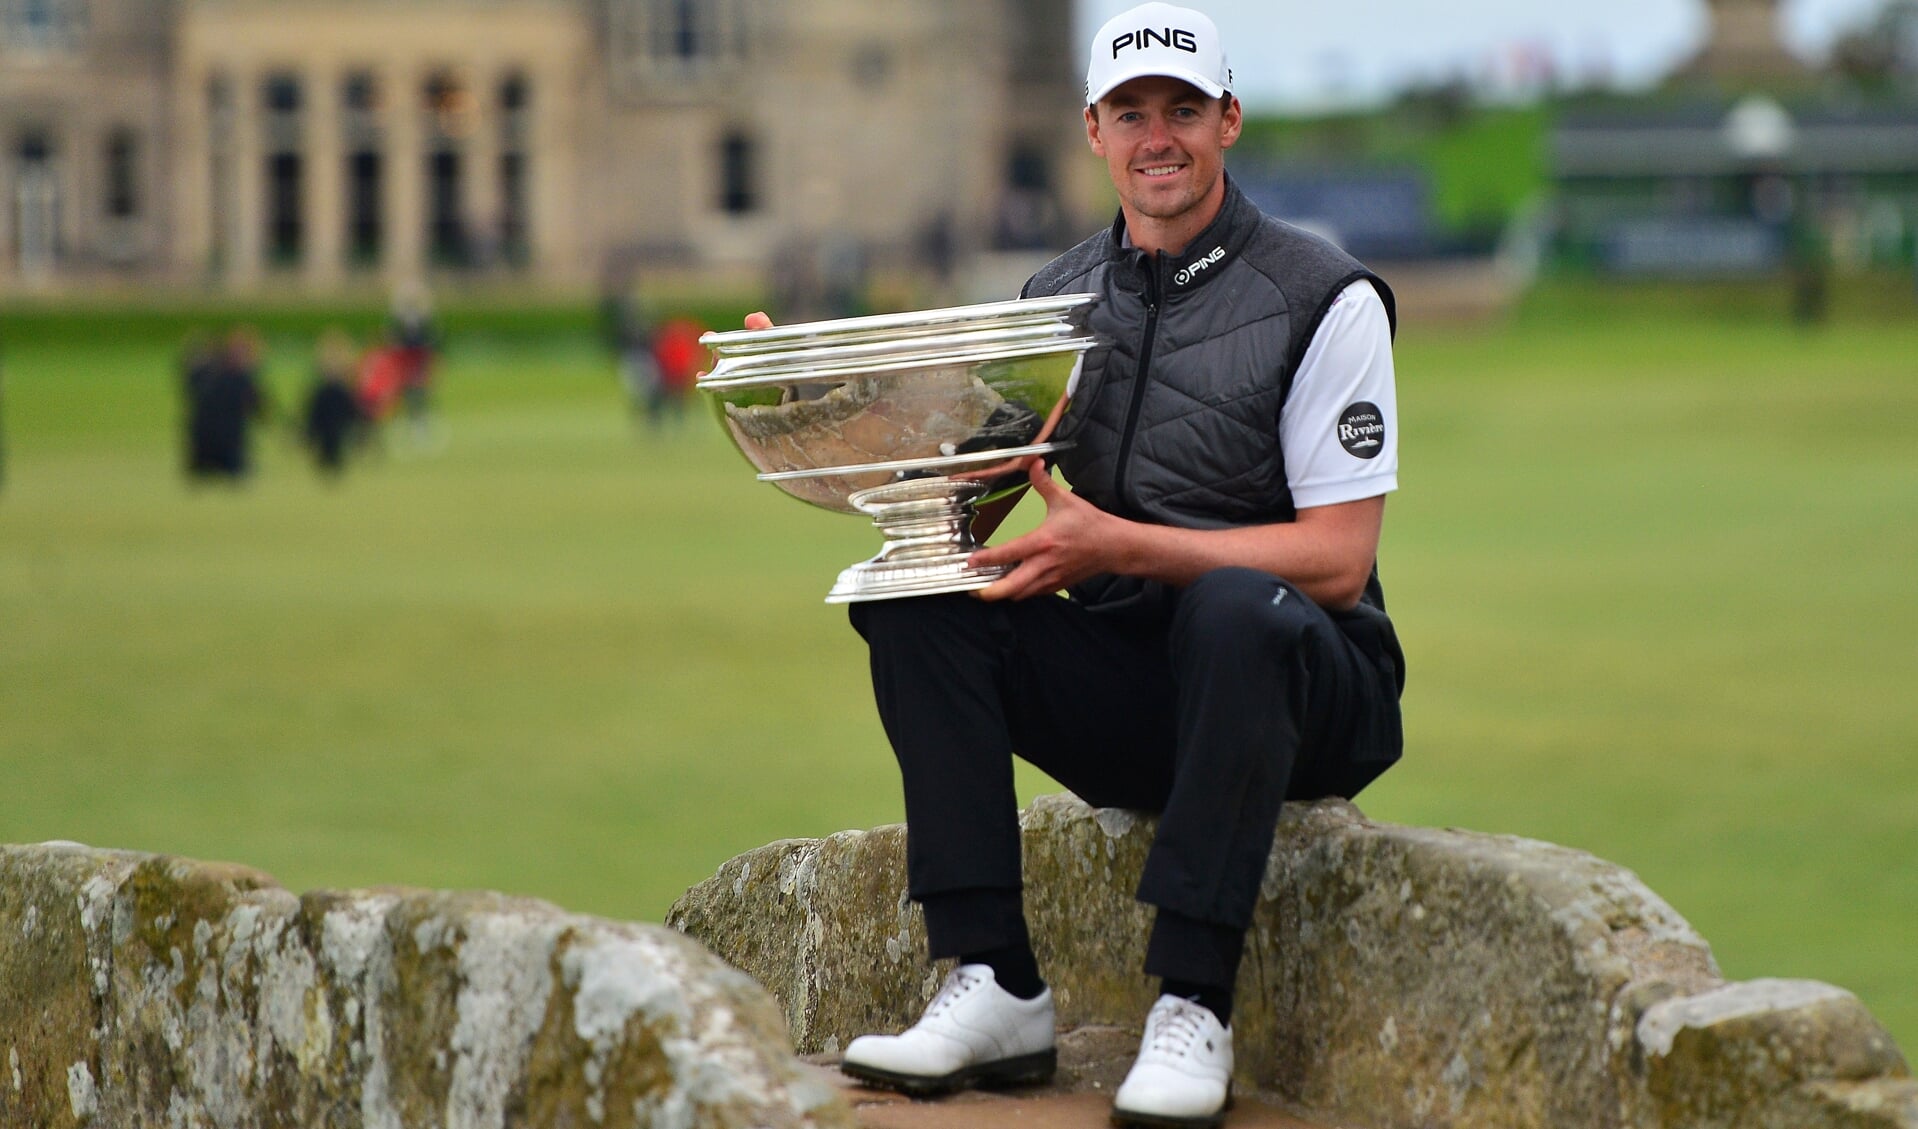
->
xmin=824 ymin=478 xmax=1009 ymax=604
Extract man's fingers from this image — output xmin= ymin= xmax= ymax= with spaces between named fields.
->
xmin=973 ymin=576 xmax=1015 ymax=601
xmin=974 ymin=560 xmax=1043 ymax=602
xmin=744 ymin=311 xmax=774 ymax=330
xmin=968 ymin=531 xmax=1029 ymax=570
xmin=1027 ymin=459 xmax=1054 ymax=490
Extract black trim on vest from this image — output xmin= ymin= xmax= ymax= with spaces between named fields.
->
xmin=1282 ymin=267 xmax=1397 ymax=404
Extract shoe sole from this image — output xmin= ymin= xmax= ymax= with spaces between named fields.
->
xmin=1109 ymin=1085 xmax=1234 ymax=1129
xmin=839 ymin=1048 xmax=1058 ymax=1097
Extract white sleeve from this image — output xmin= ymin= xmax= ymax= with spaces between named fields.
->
xmin=1278 ymin=278 xmax=1399 ymax=509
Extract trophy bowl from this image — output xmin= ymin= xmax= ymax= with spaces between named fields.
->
xmin=698 ymin=293 xmax=1102 ymax=603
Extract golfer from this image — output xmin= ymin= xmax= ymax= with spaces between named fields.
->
xmin=746 ymin=4 xmax=1406 ymax=1124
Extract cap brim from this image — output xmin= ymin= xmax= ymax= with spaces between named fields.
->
xmin=1088 ymin=66 xmax=1228 ymax=106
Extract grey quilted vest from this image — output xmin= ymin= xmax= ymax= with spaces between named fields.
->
xmin=1022 ymin=176 xmax=1398 ymax=613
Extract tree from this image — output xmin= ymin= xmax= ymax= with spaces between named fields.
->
xmin=1830 ymin=0 xmax=1918 ymax=93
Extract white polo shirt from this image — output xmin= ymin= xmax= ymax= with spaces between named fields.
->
xmin=1279 ymin=278 xmax=1399 ymax=509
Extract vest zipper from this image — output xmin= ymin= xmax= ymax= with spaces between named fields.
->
xmin=1111 ymin=259 xmax=1162 ymax=514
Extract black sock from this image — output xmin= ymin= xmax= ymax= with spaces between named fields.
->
xmin=963 ymin=943 xmax=1045 ymax=1000
xmin=1160 ymin=977 xmax=1234 ymax=1028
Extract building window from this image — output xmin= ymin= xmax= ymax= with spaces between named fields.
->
xmin=14 ymin=130 xmax=58 ymax=276
xmin=268 ymin=153 xmax=303 ymax=263
xmin=263 ymin=73 xmax=304 ymax=265
xmin=500 ymin=72 xmax=529 ymax=149
xmin=850 ymin=44 xmax=892 ymax=89
xmin=104 ymin=128 xmax=138 ymax=219
xmin=349 ymin=151 xmax=382 ymax=264
xmin=996 ymin=144 xmax=1062 ymax=250
xmin=428 ymin=151 xmax=466 ymax=265
xmin=424 ymin=71 xmax=470 ymax=265
xmin=500 ymin=74 xmax=530 ymax=265
xmin=719 ymin=130 xmax=757 ymax=215
xmin=501 ymin=151 xmax=528 ymax=264
xmin=669 ymin=0 xmax=698 ymax=58
xmin=5 ymin=0 xmax=83 ymax=50
xmin=344 ymin=73 xmax=383 ymax=267
xmin=426 ymin=70 xmax=475 ymax=142
xmin=608 ymin=0 xmax=747 ymax=95
xmin=651 ymin=0 xmax=732 ymax=61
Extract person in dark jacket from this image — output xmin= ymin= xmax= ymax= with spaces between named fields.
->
xmin=758 ymin=7 xmax=1406 ymax=1124
xmin=302 ymin=329 xmax=366 ymax=477
xmin=185 ymin=327 xmax=269 ymax=482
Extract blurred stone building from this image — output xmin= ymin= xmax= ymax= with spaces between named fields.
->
xmin=0 ymin=0 xmax=1089 ymax=296
xmin=1678 ymin=0 xmax=1808 ymax=83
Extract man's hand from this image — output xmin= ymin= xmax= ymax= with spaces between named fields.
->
xmin=971 ymin=460 xmax=1386 ymax=609
xmin=699 ymin=312 xmax=775 ymax=383
xmin=971 ymin=460 xmax=1125 ymax=601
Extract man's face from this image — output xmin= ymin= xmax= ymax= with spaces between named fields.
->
xmin=1085 ymin=76 xmax=1242 ymax=229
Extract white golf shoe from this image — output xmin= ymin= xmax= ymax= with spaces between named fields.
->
xmin=839 ymin=964 xmax=1056 ymax=1096
xmin=1111 ymin=994 xmax=1234 ymax=1128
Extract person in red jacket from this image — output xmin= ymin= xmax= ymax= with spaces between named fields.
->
xmin=648 ymin=316 xmax=708 ymax=429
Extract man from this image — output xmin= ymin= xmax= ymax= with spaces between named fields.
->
xmin=765 ymin=5 xmax=1405 ymax=1125
xmin=185 ymin=327 xmax=269 ymax=482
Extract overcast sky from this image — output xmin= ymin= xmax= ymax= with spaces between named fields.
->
xmin=1073 ymin=0 xmax=1896 ymax=110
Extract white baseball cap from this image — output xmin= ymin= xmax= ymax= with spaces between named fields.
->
xmin=1085 ymin=2 xmax=1232 ymax=106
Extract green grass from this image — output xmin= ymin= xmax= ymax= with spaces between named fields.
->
xmin=2 ymin=296 xmax=1914 ymax=1054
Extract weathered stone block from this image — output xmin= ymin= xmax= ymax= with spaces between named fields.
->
xmin=1638 ymin=980 xmax=1911 ymax=1129
xmin=670 ymin=793 xmax=1914 ymax=1129
xmin=0 ymin=842 xmax=852 ymax=1129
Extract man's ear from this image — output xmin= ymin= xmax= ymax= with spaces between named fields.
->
xmin=1084 ymin=105 xmax=1106 ymax=156
xmin=1220 ymin=96 xmax=1243 ymax=151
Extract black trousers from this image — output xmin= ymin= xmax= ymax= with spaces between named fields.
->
xmin=849 ymin=566 xmax=1404 ymax=988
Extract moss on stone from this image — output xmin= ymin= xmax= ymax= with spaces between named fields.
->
xmin=3 ymin=844 xmax=851 ymax=1129
xmin=0 ymin=849 xmax=105 ymax=1129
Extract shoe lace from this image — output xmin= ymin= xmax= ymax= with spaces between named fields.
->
xmin=1144 ymin=996 xmax=1210 ymax=1057
xmin=923 ymin=966 xmax=982 ymax=1021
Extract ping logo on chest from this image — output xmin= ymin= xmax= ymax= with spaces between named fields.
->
xmin=1174 ymin=246 xmax=1226 ymax=287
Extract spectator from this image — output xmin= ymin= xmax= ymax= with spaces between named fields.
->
xmin=649 ymin=315 xmax=709 ymax=429
xmin=303 ymin=329 xmax=367 ymax=478
xmin=185 ymin=327 xmax=269 ymax=482
xmin=388 ymin=281 xmax=442 ymax=444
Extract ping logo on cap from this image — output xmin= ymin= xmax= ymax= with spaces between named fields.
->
xmin=1111 ymin=27 xmax=1200 ymax=58
xmin=1085 ymin=3 xmax=1230 ymax=105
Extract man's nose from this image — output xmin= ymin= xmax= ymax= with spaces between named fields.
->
xmin=1142 ymin=113 xmax=1174 ymax=150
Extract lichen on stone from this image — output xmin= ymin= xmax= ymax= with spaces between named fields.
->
xmin=1 ymin=844 xmax=852 ymax=1129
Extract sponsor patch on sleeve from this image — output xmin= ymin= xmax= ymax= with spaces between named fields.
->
xmin=1337 ymin=401 xmax=1386 ymax=459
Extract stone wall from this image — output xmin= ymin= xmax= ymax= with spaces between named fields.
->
xmin=669 ymin=794 xmax=1918 ymax=1129
xmin=0 ymin=843 xmax=851 ymax=1129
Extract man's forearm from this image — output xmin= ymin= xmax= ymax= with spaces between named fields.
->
xmin=1102 ymin=498 xmax=1384 ymax=610
xmin=969 ymin=462 xmax=1385 ymax=608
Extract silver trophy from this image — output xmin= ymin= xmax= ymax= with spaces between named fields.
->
xmin=698 ymin=294 xmax=1102 ymax=603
